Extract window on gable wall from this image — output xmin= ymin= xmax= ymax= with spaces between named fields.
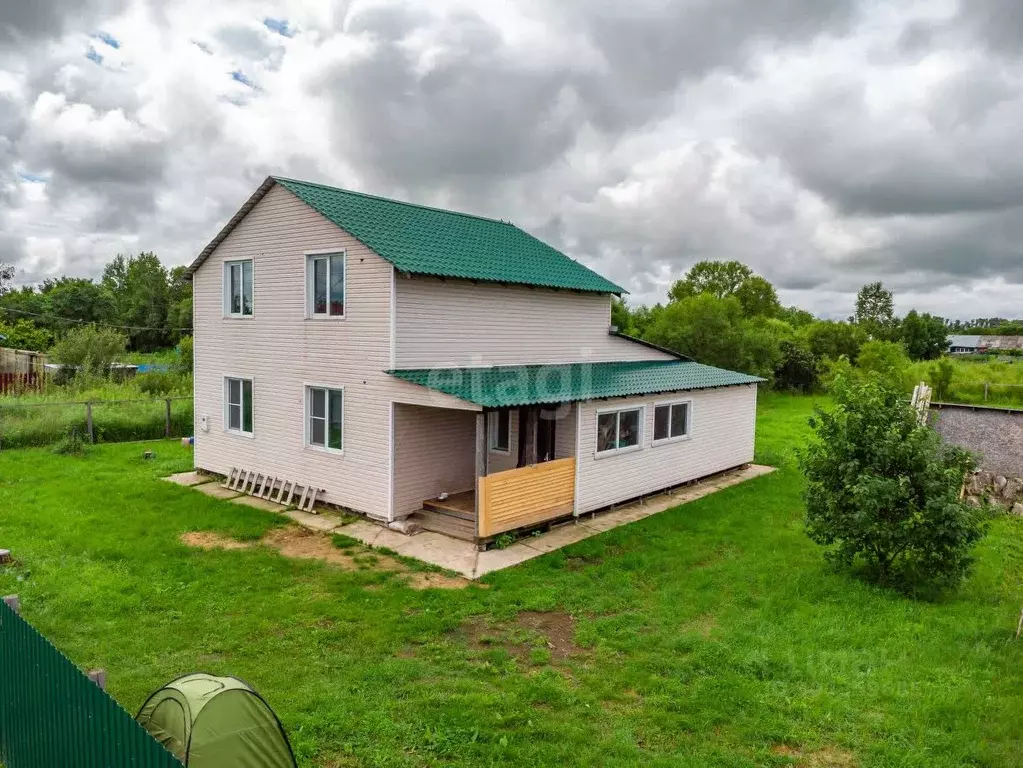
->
xmin=225 ymin=377 xmax=253 ymax=434
xmin=653 ymin=401 xmax=690 ymax=443
xmin=224 ymin=260 xmax=253 ymax=316
xmin=307 ymin=386 xmax=344 ymax=451
xmin=307 ymin=253 xmax=345 ymax=317
xmin=596 ymin=407 xmax=643 ymax=454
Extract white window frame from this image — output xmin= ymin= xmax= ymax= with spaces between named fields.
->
xmin=305 ymin=250 xmax=346 ymax=319
xmin=305 ymin=384 xmax=344 ymax=454
xmin=223 ymin=259 xmax=253 ymax=318
xmin=652 ymin=399 xmax=693 ymax=446
xmin=488 ymin=410 xmax=511 ymax=454
xmin=223 ymin=375 xmax=254 ymax=437
xmin=594 ymin=405 xmax=645 ymax=457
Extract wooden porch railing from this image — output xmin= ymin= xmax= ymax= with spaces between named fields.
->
xmin=477 ymin=457 xmax=576 ymax=538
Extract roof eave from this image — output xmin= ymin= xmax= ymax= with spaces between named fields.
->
xmin=183 ymin=176 xmax=277 ymax=281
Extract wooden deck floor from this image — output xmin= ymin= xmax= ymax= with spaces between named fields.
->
xmin=422 ymin=489 xmax=474 ymax=519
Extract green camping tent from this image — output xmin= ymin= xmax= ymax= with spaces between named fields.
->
xmin=136 ymin=673 xmax=297 ymax=767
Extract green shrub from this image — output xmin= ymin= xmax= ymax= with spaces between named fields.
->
xmin=175 ymin=336 xmax=194 ymax=374
xmin=51 ymin=427 xmax=89 ymax=456
xmin=799 ymin=375 xmax=991 ymax=592
xmin=49 ymin=325 xmax=127 ymax=378
xmin=856 ymin=340 xmax=910 ymax=388
xmin=137 ymin=371 xmax=190 ymax=396
xmin=774 ymin=340 xmax=820 ymax=393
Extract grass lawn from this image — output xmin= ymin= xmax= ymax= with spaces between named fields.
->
xmin=2 ymin=393 xmax=1023 ymax=767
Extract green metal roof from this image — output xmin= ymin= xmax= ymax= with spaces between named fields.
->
xmin=273 ymin=177 xmax=624 ymax=294
xmin=388 ymin=360 xmax=763 ymax=408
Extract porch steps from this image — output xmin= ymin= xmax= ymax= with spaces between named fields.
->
xmin=421 ymin=489 xmax=474 ymax=519
xmin=409 ymin=509 xmax=476 ymax=541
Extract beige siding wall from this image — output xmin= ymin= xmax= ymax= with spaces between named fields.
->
xmin=394 ymin=276 xmax=675 ymax=368
xmin=575 ymin=385 xmax=757 ymax=514
xmin=554 ymin=403 xmax=577 ymax=459
xmin=392 ymin=404 xmax=477 ymax=517
xmin=192 ymin=184 xmax=473 ymax=521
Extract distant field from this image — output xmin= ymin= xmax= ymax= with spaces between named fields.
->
xmin=905 ymin=356 xmax=1023 ymax=407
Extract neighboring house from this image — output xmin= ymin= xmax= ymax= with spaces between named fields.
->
xmin=185 ymin=177 xmax=762 ymax=541
xmin=948 ymin=335 xmax=1023 ymax=354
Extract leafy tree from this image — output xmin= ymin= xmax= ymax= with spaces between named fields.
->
xmin=856 ymin=340 xmax=910 ymax=388
xmin=855 ymin=281 xmax=895 ymax=337
xmin=669 ymin=261 xmax=752 ymax=302
xmin=774 ymin=340 xmax=820 ymax=392
xmin=900 ymin=310 xmax=949 ymax=361
xmin=669 ymin=260 xmax=780 ymax=317
xmin=0 ymin=262 xmax=13 ymax=295
xmin=0 ymin=319 xmax=53 ymax=351
xmin=737 ymin=317 xmax=791 ymax=383
xmin=49 ymin=325 xmax=127 ymax=377
xmin=777 ymin=305 xmax=816 ymax=328
xmin=799 ymin=375 xmax=990 ymax=591
xmin=927 ymin=358 xmax=955 ymax=401
xmin=104 ymin=252 xmax=171 ymax=351
xmin=167 ymin=266 xmax=193 ymax=341
xmin=734 ymin=275 xmax=781 ymax=318
xmin=646 ymin=294 xmax=745 ymax=370
xmin=803 ymin=320 xmax=866 ymax=362
xmin=629 ymin=304 xmax=663 ymax=339
xmin=40 ymin=277 xmax=115 ymax=332
xmin=610 ymin=297 xmax=635 ymax=335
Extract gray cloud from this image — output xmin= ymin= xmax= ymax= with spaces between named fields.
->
xmin=0 ymin=0 xmax=127 ymax=43
xmin=0 ymin=0 xmax=1022 ymax=320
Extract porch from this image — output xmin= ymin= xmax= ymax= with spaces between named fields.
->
xmin=392 ymin=402 xmax=578 ymax=542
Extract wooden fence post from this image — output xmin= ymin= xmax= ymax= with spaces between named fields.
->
xmin=165 ymin=399 xmax=172 ymax=438
xmin=984 ymin=382 xmax=990 ymax=402
xmin=3 ymin=594 xmax=19 ymax=614
xmin=85 ymin=401 xmax=94 ymax=443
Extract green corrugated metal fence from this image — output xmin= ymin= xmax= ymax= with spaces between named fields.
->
xmin=0 ymin=599 xmax=182 ymax=767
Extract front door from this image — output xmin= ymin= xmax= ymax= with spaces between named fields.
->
xmin=537 ymin=413 xmax=557 ymax=463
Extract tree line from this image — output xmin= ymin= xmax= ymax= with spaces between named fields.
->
xmin=612 ymin=261 xmax=1020 ymax=392
xmin=0 ymin=253 xmax=192 ymax=353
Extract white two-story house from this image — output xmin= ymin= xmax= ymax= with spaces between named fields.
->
xmin=186 ymin=177 xmax=761 ymax=541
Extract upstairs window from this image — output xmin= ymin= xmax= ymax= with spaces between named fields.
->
xmin=307 ymin=252 xmax=345 ymax=317
xmin=653 ymin=401 xmax=691 ymax=444
xmin=224 ymin=260 xmax=253 ymax=317
xmin=307 ymin=386 xmax=344 ymax=452
xmin=596 ymin=407 xmax=643 ymax=455
xmin=488 ymin=410 xmax=511 ymax=453
xmin=225 ymin=377 xmax=253 ymax=434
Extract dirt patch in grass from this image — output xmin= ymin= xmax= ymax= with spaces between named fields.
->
xmin=180 ymin=531 xmax=253 ymax=551
xmin=461 ymin=610 xmax=581 ymax=664
xmin=771 ymin=745 xmax=857 ymax=767
xmin=180 ymin=527 xmax=470 ymax=590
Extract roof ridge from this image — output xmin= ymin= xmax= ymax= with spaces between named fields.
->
xmin=272 ymin=176 xmax=512 ymax=227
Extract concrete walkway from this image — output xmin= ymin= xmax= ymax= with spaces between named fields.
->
xmin=167 ymin=465 xmax=774 ymax=579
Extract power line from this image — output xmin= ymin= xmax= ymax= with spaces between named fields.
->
xmin=0 ymin=306 xmax=192 ymax=333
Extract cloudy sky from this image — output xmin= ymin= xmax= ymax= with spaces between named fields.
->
xmin=1 ymin=0 xmax=1021 ymax=318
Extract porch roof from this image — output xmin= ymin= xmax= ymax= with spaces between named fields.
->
xmin=388 ymin=360 xmax=763 ymax=408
